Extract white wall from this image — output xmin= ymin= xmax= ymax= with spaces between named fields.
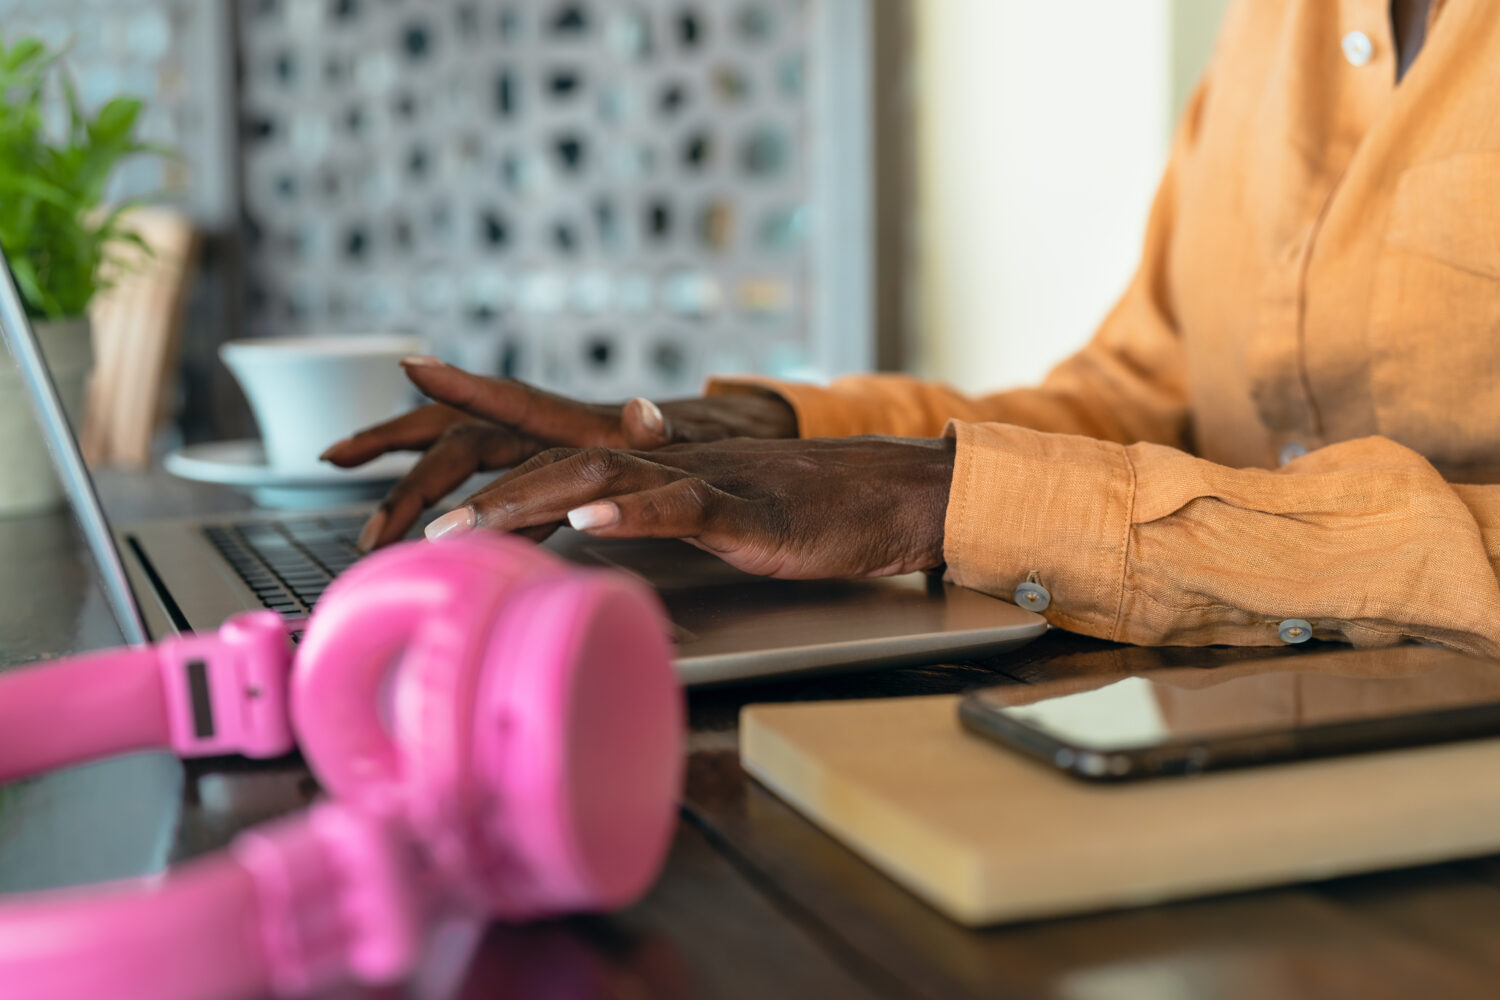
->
xmin=914 ymin=0 xmax=1227 ymax=393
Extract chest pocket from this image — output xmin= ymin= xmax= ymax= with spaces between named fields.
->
xmin=1367 ymin=151 xmax=1500 ymax=473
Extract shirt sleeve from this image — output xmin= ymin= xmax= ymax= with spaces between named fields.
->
xmin=705 ymin=81 xmax=1213 ymax=450
xmin=943 ymin=422 xmax=1500 ymax=658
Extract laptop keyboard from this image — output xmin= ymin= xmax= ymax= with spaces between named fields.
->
xmin=203 ymin=515 xmax=368 ymax=624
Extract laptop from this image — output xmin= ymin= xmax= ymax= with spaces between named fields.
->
xmin=0 ymin=250 xmax=1047 ymax=686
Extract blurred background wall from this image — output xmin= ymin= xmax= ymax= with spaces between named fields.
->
xmin=914 ymin=0 xmax=1232 ymax=393
xmin=0 ymin=0 xmax=1232 ymax=446
xmin=232 ymin=1 xmax=875 ymax=395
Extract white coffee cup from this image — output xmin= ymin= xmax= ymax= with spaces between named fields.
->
xmin=220 ymin=334 xmax=426 ymax=474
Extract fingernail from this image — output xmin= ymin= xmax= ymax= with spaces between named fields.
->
xmin=319 ymin=439 xmax=348 ymax=462
xmin=426 ymin=506 xmax=477 ymax=541
xmin=633 ymin=397 xmax=664 ymax=434
xmin=401 ymin=355 xmax=444 ymax=368
xmin=356 ymin=510 xmax=387 ymax=553
xmin=568 ymin=502 xmax=620 ymax=532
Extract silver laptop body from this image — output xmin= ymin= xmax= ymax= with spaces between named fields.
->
xmin=0 ymin=250 xmax=1047 ymax=686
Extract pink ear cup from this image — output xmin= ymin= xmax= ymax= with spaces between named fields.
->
xmin=291 ymin=534 xmax=555 ymax=810
xmin=467 ymin=569 xmax=683 ymax=918
xmin=292 ymin=533 xmax=682 ymax=921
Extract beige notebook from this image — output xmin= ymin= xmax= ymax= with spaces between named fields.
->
xmin=740 ymin=695 xmax=1500 ymax=926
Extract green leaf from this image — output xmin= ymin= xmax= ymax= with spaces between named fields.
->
xmin=0 ymin=37 xmax=171 ymax=316
xmin=60 ymin=66 xmax=84 ymax=135
xmin=2 ymin=38 xmax=45 ymax=75
xmin=88 ymin=97 xmax=142 ymax=146
xmin=7 ymin=253 xmax=58 ymax=318
xmin=0 ymin=170 xmax=74 ymax=208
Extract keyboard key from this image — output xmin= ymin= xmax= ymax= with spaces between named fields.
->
xmin=268 ymin=562 xmax=319 ymax=577
xmin=205 ymin=520 xmax=369 ymax=618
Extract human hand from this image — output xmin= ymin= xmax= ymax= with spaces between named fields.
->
xmin=319 ymin=357 xmax=799 ymax=550
xmin=422 ymin=436 xmax=957 ymax=580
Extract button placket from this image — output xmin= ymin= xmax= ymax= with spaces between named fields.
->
xmin=1246 ymin=222 xmax=1326 ymax=469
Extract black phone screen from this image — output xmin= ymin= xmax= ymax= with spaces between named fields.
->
xmin=958 ymin=646 xmax=1500 ymax=781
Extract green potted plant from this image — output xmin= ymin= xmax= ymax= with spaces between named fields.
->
xmin=0 ymin=34 xmax=161 ymax=515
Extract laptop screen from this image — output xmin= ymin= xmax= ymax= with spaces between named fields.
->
xmin=0 ymin=247 xmax=149 ymax=645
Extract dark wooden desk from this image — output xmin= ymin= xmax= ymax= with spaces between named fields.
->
xmin=4 ymin=474 xmax=1500 ymax=999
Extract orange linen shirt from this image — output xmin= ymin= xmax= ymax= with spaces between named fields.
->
xmin=710 ymin=0 xmax=1500 ymax=655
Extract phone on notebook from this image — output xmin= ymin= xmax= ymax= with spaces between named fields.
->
xmin=958 ymin=646 xmax=1500 ymax=782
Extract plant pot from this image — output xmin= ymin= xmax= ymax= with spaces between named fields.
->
xmin=0 ymin=317 xmax=94 ymax=517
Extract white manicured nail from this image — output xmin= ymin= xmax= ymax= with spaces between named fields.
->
xmin=633 ymin=397 xmax=664 ymax=434
xmin=426 ymin=507 xmax=476 ymax=540
xmin=568 ymin=502 xmax=620 ymax=532
xmin=356 ymin=510 xmax=387 ymax=553
xmin=401 ymin=355 xmax=443 ymax=368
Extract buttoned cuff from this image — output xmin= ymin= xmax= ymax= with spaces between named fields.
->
xmin=943 ymin=421 xmax=1137 ymax=638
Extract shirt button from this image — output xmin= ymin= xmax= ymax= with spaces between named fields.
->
xmin=1342 ymin=31 xmax=1374 ymax=67
xmin=1014 ymin=582 xmax=1052 ymax=613
xmin=1279 ymin=619 xmax=1314 ymax=644
xmin=1279 ymin=442 xmax=1309 ymax=466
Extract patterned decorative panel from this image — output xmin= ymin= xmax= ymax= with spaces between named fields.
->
xmin=0 ymin=0 xmax=234 ymax=223
xmin=237 ymin=0 xmax=871 ymax=401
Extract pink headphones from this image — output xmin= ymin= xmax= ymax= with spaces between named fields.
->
xmin=0 ymin=533 xmax=684 ymax=1000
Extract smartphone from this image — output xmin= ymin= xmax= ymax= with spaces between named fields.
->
xmin=958 ymin=646 xmax=1500 ymax=782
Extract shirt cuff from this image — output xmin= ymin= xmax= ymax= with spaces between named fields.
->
xmin=943 ymin=421 xmax=1137 ymax=637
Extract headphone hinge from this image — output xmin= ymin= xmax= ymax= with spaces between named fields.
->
xmin=157 ymin=611 xmax=296 ymax=759
xmin=233 ymin=804 xmax=426 ymax=996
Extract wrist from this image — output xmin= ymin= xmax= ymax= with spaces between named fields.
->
xmin=702 ymin=380 xmax=801 ymax=438
xmin=908 ymin=437 xmax=958 ymax=572
xmin=738 ymin=392 xmax=799 ymax=439
xmin=699 ymin=390 xmax=800 ymax=439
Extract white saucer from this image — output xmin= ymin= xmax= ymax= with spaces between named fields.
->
xmin=165 ymin=440 xmax=417 ymax=510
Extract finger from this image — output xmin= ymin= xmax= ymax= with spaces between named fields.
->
xmin=406 ymin=445 xmax=585 ymax=545
xmin=564 ymin=478 xmax=727 ymax=541
xmin=425 ymin=448 xmax=682 ymax=540
xmin=573 ymin=487 xmax=795 ymax=580
xmin=620 ymin=397 xmax=757 ymax=447
xmin=513 ymin=523 xmax=562 ymax=545
xmin=401 ymin=358 xmax=626 ymax=447
xmin=360 ymin=426 xmax=537 ymax=551
xmin=457 ymin=444 xmax=581 ymax=495
xmin=620 ymin=397 xmax=672 ymax=449
xmin=321 ymin=404 xmax=461 ymax=467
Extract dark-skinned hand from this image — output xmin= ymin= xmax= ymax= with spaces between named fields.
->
xmin=319 ymin=357 xmax=799 ymax=550
xmin=421 ymin=435 xmax=957 ymax=580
